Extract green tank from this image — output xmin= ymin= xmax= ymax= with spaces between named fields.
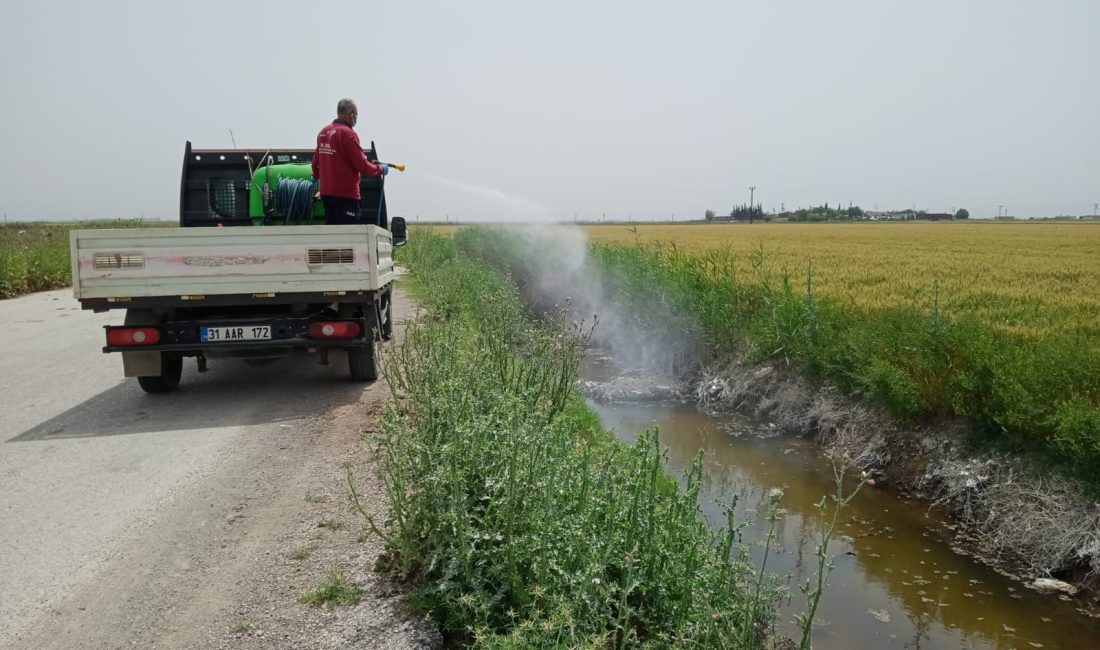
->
xmin=249 ymin=163 xmax=325 ymax=224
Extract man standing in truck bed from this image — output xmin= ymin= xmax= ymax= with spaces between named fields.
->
xmin=312 ymin=98 xmax=386 ymax=225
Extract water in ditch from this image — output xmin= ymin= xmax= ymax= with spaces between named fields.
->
xmin=581 ymin=355 xmax=1100 ymax=649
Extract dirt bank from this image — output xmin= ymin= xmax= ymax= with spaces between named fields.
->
xmin=693 ymin=354 xmax=1100 ymax=609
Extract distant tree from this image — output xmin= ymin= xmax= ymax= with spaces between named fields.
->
xmin=955 ymin=208 xmax=970 ymax=220
xmin=705 ymin=209 xmax=716 ymax=221
xmin=730 ymin=204 xmax=764 ymax=222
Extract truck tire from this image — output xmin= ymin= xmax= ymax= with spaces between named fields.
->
xmin=137 ymin=355 xmax=183 ymax=393
xmin=381 ymin=296 xmax=393 ymax=341
xmin=348 ymin=342 xmax=378 ymax=382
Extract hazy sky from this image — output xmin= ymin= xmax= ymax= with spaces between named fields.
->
xmin=1 ymin=0 xmax=1097 ymax=221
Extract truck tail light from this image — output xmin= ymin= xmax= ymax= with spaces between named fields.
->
xmin=106 ymin=327 xmax=161 ymax=346
xmin=308 ymin=321 xmax=361 ymax=340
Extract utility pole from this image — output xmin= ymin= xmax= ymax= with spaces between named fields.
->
xmin=997 ymin=205 xmax=1004 ymax=218
xmin=749 ymin=186 xmax=756 ymax=224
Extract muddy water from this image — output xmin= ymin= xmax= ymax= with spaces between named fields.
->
xmin=582 ymin=363 xmax=1100 ymax=649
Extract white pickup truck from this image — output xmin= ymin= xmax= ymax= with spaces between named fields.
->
xmin=70 ymin=143 xmax=407 ymax=393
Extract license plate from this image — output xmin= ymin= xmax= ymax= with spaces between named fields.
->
xmin=200 ymin=325 xmax=271 ymax=342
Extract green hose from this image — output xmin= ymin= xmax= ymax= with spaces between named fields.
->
xmin=274 ymin=177 xmax=317 ymax=225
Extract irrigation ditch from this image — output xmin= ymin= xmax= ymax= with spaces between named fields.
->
xmin=425 ymin=225 xmax=1100 ymax=649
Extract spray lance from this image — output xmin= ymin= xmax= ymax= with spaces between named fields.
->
xmin=366 ymin=160 xmax=406 ymax=227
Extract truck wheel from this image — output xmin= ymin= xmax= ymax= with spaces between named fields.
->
xmin=348 ymin=343 xmax=378 ymax=382
xmin=137 ymin=355 xmax=183 ymax=393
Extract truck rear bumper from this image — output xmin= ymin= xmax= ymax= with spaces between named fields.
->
xmin=104 ymin=339 xmax=363 ymax=354
xmin=102 ymin=314 xmax=376 ymax=355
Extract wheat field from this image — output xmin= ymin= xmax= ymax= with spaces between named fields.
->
xmin=581 ymin=222 xmax=1100 ymax=340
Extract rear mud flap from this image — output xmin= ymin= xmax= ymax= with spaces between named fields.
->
xmin=123 ymin=350 xmax=162 ymax=377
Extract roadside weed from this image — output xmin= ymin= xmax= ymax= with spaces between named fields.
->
xmin=289 ymin=544 xmax=317 ymax=561
xmin=376 ymin=231 xmax=787 ymax=647
xmin=230 ymin=619 xmax=252 ymax=634
xmin=299 ymin=569 xmax=362 ymax=607
xmin=304 ymin=491 xmax=328 ymax=504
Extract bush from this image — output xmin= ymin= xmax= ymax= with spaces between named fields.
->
xmin=1052 ymin=398 xmax=1100 ymax=457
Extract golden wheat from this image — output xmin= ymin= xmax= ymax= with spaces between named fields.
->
xmin=581 ymin=222 xmax=1100 ymax=340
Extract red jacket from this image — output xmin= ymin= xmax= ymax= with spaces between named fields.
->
xmin=312 ymin=119 xmax=383 ymax=199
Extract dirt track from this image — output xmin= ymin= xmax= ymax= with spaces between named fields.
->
xmin=0 ymin=287 xmax=435 ymax=649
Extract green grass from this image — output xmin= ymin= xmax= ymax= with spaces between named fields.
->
xmin=299 ymin=569 xmax=362 ymax=607
xmin=0 ymin=219 xmax=173 ymax=299
xmin=373 ymin=230 xmax=791 ymax=648
xmin=319 ymin=518 xmax=345 ymax=531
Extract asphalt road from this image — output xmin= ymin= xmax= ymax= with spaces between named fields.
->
xmin=0 ymin=288 xmax=427 ymax=649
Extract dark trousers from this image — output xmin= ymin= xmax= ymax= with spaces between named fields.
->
xmin=321 ymin=196 xmax=362 ymax=225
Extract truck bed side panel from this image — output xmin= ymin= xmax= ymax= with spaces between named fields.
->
xmin=71 ymin=225 xmax=391 ymax=300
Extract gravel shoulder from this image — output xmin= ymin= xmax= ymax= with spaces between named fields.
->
xmin=2 ymin=286 xmax=437 ymax=649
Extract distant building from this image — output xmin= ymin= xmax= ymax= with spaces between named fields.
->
xmin=922 ymin=213 xmax=953 ymax=221
xmin=1080 ymin=215 xmax=1100 ymax=221
xmin=865 ymin=210 xmax=917 ymax=221
xmin=995 ymin=216 xmax=1017 ymax=221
